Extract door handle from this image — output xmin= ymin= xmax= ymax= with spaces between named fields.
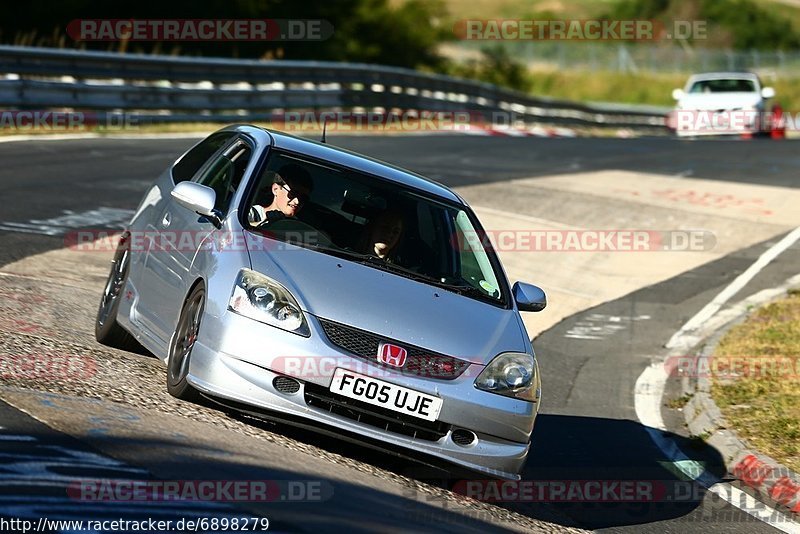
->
xmin=161 ymin=212 xmax=172 ymax=227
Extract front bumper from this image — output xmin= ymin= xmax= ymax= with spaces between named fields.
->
xmin=185 ymin=311 xmax=539 ymax=479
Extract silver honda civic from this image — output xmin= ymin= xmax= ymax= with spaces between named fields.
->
xmin=96 ymin=125 xmax=546 ymax=480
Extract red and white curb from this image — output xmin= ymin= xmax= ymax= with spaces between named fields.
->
xmin=682 ymin=330 xmax=800 ymax=522
xmin=458 ymin=125 xmax=647 ymax=138
xmin=734 ymin=454 xmax=800 ymax=514
xmin=0 ymin=126 xmax=645 ymax=142
xmin=461 ymin=126 xmax=579 ymax=138
xmin=636 ymin=227 xmax=800 ymax=531
xmin=679 ymin=266 xmax=800 ymax=521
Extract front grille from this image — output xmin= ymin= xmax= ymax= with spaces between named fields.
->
xmin=318 ymin=319 xmax=469 ymax=380
xmin=304 ymin=382 xmax=451 ymax=441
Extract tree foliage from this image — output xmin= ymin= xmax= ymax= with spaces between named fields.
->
xmin=700 ymin=0 xmax=800 ymax=50
xmin=446 ymin=45 xmax=532 ymax=92
xmin=0 ymin=0 xmax=448 ymax=69
xmin=607 ymin=0 xmax=800 ymax=50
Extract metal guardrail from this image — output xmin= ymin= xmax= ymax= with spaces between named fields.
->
xmin=0 ymin=45 xmax=668 ymax=129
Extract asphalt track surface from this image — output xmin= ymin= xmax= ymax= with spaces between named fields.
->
xmin=1 ymin=134 xmax=799 ymax=533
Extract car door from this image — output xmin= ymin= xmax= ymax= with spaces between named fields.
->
xmin=136 ymin=133 xmax=248 ymax=345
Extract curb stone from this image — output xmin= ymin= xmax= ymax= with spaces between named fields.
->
xmin=679 ymin=282 xmax=800 ymax=516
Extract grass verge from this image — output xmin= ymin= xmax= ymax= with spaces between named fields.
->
xmin=711 ymin=289 xmax=800 ymax=473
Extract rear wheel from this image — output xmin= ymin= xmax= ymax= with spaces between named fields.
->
xmin=167 ymin=284 xmax=204 ymax=401
xmin=95 ymin=233 xmax=139 ymax=351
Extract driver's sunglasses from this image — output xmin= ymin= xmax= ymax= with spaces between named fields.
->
xmin=281 ymin=184 xmax=309 ymax=203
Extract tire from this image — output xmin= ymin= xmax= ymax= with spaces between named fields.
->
xmin=95 ymin=233 xmax=140 ymax=351
xmin=166 ymin=284 xmax=204 ymax=401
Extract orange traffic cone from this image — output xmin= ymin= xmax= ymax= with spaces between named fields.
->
xmin=771 ymin=103 xmax=786 ymax=139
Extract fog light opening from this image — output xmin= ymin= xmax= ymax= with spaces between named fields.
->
xmin=273 ymin=376 xmax=301 ymax=395
xmin=451 ymin=428 xmax=477 ymax=447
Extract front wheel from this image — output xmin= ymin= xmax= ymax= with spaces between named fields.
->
xmin=166 ymin=284 xmax=205 ymax=401
xmin=95 ymin=233 xmax=139 ymax=351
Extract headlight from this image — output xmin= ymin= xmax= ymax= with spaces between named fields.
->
xmin=475 ymin=352 xmax=538 ymax=401
xmin=228 ymin=269 xmax=310 ymax=337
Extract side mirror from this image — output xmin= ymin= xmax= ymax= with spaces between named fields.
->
xmin=761 ymin=87 xmax=775 ymax=99
xmin=171 ymin=182 xmax=221 ymax=226
xmin=671 ymin=88 xmax=684 ymax=100
xmin=513 ymin=282 xmax=546 ymax=312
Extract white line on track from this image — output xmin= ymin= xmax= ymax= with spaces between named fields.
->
xmin=635 ymin=226 xmax=800 ymax=532
xmin=666 ymin=226 xmax=800 ymax=350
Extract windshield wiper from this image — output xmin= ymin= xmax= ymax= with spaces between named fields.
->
xmin=308 ymin=244 xmax=440 ymax=283
xmin=433 ymin=279 xmax=502 ymax=302
xmin=307 ymin=244 xmax=498 ymax=300
xmin=354 ymin=254 xmax=434 ymax=283
xmin=308 ymin=244 xmax=373 ymax=262
xmin=368 ymin=265 xmax=496 ymax=300
xmin=436 ymin=281 xmax=486 ymax=296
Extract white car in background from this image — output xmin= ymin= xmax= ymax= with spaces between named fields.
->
xmin=670 ymin=72 xmax=775 ymax=137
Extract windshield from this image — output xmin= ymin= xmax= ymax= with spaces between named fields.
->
xmin=244 ymin=149 xmax=507 ymax=304
xmin=688 ymin=78 xmax=757 ymax=93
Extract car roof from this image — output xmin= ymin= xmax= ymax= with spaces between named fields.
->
xmin=228 ymin=125 xmax=463 ymax=204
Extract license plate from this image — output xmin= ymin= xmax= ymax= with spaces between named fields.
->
xmin=329 ymin=368 xmax=443 ymax=422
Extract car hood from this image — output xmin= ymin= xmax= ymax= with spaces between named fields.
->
xmin=244 ymin=232 xmax=529 ymax=364
xmin=677 ymin=93 xmax=763 ymax=111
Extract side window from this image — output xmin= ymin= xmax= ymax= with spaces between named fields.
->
xmin=454 ymin=211 xmax=500 ymax=299
xmin=195 ymin=139 xmax=252 ymax=213
xmin=171 ymin=132 xmax=235 ymax=184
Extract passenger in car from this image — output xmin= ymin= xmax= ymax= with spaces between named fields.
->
xmin=248 ymin=164 xmax=313 ymax=226
xmin=362 ymin=209 xmax=405 ymax=262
